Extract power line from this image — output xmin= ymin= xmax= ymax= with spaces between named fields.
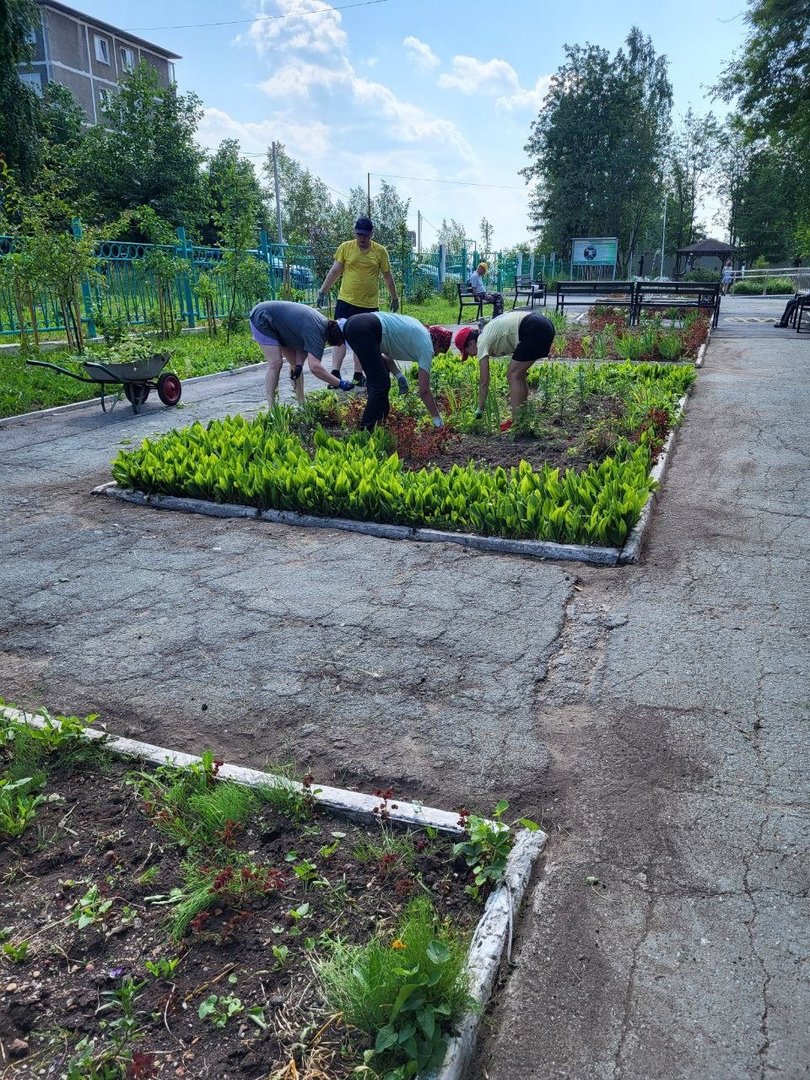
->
xmin=376 ymin=172 xmax=525 ymax=191
xmin=127 ymin=0 xmax=391 ymax=32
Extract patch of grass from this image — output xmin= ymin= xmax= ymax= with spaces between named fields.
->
xmin=0 ymin=331 xmax=260 ymax=419
xmin=316 ymin=897 xmax=472 ymax=1077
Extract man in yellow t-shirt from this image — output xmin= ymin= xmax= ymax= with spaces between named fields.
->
xmin=317 ymin=216 xmax=399 ymax=386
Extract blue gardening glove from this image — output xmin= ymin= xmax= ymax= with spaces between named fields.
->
xmin=390 ymin=297 xmax=400 ymax=313
xmin=334 ymin=378 xmax=355 ymax=391
xmin=316 ymin=291 xmax=328 ymax=309
xmin=396 ymin=374 xmax=408 ymax=394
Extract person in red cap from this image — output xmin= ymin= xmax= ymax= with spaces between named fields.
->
xmin=316 ymin=217 xmax=399 ymax=387
xmin=454 ymin=311 xmax=555 ymax=430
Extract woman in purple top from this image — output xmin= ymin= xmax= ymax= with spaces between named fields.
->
xmin=248 ymin=301 xmax=354 ymax=404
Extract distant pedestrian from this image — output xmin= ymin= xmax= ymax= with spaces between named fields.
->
xmin=721 ymin=261 xmax=734 ymax=295
xmin=316 ymin=217 xmax=399 ymax=386
xmin=249 ymin=301 xmax=354 ymax=405
xmin=342 ymin=312 xmax=446 ymax=430
xmin=454 ymin=310 xmax=555 ymax=430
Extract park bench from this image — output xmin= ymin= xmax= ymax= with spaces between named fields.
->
xmin=555 ymin=281 xmax=636 ymax=320
xmin=457 ymin=283 xmax=496 ymax=323
xmin=512 ymin=275 xmax=547 ymax=310
xmin=789 ymin=292 xmax=810 ymax=333
xmin=635 ymin=280 xmax=721 ymax=327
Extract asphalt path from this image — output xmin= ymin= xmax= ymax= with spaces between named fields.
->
xmin=0 ymin=295 xmax=807 ymax=1077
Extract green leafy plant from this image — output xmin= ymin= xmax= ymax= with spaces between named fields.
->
xmin=144 ymin=955 xmax=180 ymax=979
xmin=454 ymin=801 xmax=539 ymax=899
xmin=317 ymin=898 xmax=471 ymax=1079
xmin=70 ymin=884 xmax=114 ymax=930
xmin=198 ymin=992 xmax=243 ymax=1028
xmin=0 ymin=776 xmax=46 ymax=838
xmin=2 ymin=938 xmax=30 ymax=963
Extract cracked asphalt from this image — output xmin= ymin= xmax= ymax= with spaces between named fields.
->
xmin=1 ymin=296 xmax=808 ymax=1077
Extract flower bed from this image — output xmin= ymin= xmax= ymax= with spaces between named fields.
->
xmin=110 ymin=359 xmax=694 ymax=549
xmin=0 ymin=706 xmax=540 ymax=1079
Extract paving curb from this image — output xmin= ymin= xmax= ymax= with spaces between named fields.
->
xmin=617 ymin=390 xmax=689 ymax=565
xmin=93 ymin=483 xmax=622 ymax=566
xmin=0 ymin=705 xmax=546 ymax=1080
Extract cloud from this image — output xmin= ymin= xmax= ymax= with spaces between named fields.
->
xmin=496 ymin=74 xmax=552 ymax=113
xmin=239 ymin=0 xmax=347 ymax=57
xmin=198 ymin=106 xmax=332 ymax=161
xmin=403 ymin=36 xmax=439 ymax=71
xmin=438 ymin=55 xmax=520 ymax=95
xmin=437 ymin=54 xmax=550 ymax=112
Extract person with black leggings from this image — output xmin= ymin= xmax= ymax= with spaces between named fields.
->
xmin=342 ymin=312 xmax=445 ymax=430
xmin=454 ymin=311 xmax=555 ymax=431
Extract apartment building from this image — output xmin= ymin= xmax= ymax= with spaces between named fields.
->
xmin=19 ymin=1 xmax=181 ymax=123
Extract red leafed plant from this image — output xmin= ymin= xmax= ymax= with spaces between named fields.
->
xmin=383 ymin=412 xmax=456 ymax=463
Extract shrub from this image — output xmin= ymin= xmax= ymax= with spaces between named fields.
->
xmin=683 ymin=268 xmax=720 ymax=283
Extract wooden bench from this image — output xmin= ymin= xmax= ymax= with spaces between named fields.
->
xmin=555 ymin=281 xmax=636 ymax=320
xmin=635 ymin=281 xmax=721 ymax=327
xmin=512 ymin=275 xmax=547 ymax=310
xmin=457 ymin=283 xmax=496 ymax=323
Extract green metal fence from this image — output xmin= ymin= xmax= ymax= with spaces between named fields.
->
xmin=0 ymin=226 xmax=560 ymax=339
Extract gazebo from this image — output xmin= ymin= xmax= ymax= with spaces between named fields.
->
xmin=674 ymin=239 xmax=737 ymax=279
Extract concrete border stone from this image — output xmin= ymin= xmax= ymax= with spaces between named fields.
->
xmin=0 ymin=705 xmax=546 ymax=1080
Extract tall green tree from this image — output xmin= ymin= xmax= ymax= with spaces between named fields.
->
xmin=522 ymin=27 xmax=672 ymax=273
xmin=715 ymin=0 xmax=810 ymax=152
xmin=666 ymin=109 xmax=721 ymax=251
xmin=76 ymin=62 xmax=205 ymax=229
xmin=0 ymin=0 xmax=40 ymax=187
xmin=265 ymin=144 xmax=336 ymax=248
xmin=202 ymin=139 xmax=268 ymax=246
xmin=715 ymin=0 xmax=810 ymax=263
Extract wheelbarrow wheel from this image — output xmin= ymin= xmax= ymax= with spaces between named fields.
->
xmin=124 ymin=383 xmax=150 ymax=414
xmin=157 ymin=372 xmax=182 ymax=406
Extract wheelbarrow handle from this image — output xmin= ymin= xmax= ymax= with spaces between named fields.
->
xmin=25 ymin=359 xmax=98 ymax=384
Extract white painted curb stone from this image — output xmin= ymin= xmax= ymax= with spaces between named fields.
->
xmin=0 ymin=706 xmax=547 ymax=1079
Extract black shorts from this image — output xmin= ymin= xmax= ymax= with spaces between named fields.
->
xmin=512 ymin=313 xmax=555 ymax=364
xmin=334 ymin=299 xmax=378 ymax=320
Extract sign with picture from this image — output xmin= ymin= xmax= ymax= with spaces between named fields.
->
xmin=571 ymin=238 xmax=619 ymax=267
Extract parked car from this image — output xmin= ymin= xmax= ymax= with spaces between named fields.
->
xmin=413 ymin=263 xmax=440 ymax=283
xmin=269 ymin=257 xmax=315 ymax=290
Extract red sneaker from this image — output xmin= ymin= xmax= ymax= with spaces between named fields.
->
xmin=500 ymin=419 xmax=513 ymax=433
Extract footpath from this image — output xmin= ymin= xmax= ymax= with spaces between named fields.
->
xmin=478 ymin=298 xmax=810 ymax=1078
xmin=0 ymin=297 xmax=807 ymax=1077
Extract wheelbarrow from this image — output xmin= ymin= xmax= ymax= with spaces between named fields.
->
xmin=26 ymin=353 xmax=182 ymax=415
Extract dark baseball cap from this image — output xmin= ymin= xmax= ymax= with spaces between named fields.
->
xmin=354 ymin=216 xmax=374 ymax=234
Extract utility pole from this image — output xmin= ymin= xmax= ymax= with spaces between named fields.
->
xmin=367 ymin=173 xmax=371 ymax=217
xmin=660 ymin=190 xmax=668 ymax=278
xmin=271 ymin=142 xmax=284 ymax=245
xmin=417 ymin=210 xmax=421 ymax=255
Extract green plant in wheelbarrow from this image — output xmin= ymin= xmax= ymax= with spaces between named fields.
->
xmin=26 ymin=337 xmax=182 ymax=415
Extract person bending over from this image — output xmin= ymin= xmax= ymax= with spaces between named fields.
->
xmin=249 ymin=301 xmax=354 ymax=405
xmin=454 ymin=310 xmax=555 ymax=430
xmin=342 ymin=313 xmax=447 ymax=431
xmin=316 ymin=216 xmax=399 ymax=387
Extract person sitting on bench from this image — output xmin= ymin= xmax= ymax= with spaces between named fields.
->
xmin=469 ymin=262 xmax=504 ymax=317
xmin=774 ymin=293 xmax=809 ymax=328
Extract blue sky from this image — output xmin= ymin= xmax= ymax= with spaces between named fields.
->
xmin=80 ymin=0 xmax=750 ymax=247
